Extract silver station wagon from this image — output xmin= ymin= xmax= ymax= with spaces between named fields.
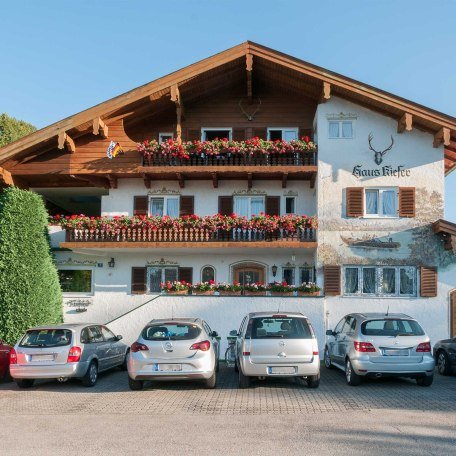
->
xmin=128 ymin=318 xmax=220 ymax=390
xmin=324 ymin=313 xmax=435 ymax=386
xmin=10 ymin=323 xmax=129 ymax=388
xmin=233 ymin=312 xmax=320 ymax=388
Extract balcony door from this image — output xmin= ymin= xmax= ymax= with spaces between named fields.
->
xmin=233 ymin=263 xmax=266 ymax=286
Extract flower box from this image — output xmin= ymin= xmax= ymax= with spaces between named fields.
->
xmin=244 ymin=291 xmax=267 ymax=296
xmin=298 ymin=291 xmax=320 ymax=297
xmin=165 ymin=290 xmax=189 ymax=295
xmin=218 ymin=290 xmax=242 ymax=296
xmin=270 ymin=291 xmax=295 ymax=297
xmin=192 ymin=290 xmax=215 ymax=296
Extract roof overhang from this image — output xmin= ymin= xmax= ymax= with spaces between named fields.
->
xmin=433 ymin=219 xmax=456 ymax=251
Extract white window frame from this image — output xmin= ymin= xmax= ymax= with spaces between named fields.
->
xmin=148 ymin=195 xmax=180 ymax=217
xmin=267 ymin=127 xmax=298 ymax=141
xmin=201 ymin=127 xmax=232 ymax=141
xmin=284 ymin=196 xmax=297 ymax=215
xmin=58 ymin=266 xmax=94 ymax=297
xmin=147 ymin=266 xmax=178 ymax=293
xmin=343 ymin=266 xmax=417 ymax=298
xmin=201 ymin=265 xmax=216 ymax=283
xmin=363 ymin=187 xmax=398 ymax=218
xmin=328 ymin=120 xmax=353 ymax=139
xmin=159 ymin=132 xmax=173 ymax=143
xmin=233 ymin=195 xmax=265 ymax=218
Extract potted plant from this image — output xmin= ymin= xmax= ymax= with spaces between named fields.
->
xmin=297 ymin=282 xmax=320 ymax=296
xmin=269 ymin=281 xmax=296 ymax=297
xmin=243 ymin=282 xmax=268 ymax=296
xmin=216 ymin=282 xmax=242 ymax=296
xmin=161 ymin=280 xmax=190 ymax=295
xmin=192 ymin=281 xmax=216 ymax=295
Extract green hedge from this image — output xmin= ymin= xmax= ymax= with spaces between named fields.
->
xmin=0 ymin=187 xmax=62 ymax=344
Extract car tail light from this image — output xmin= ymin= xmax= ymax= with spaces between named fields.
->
xmin=416 ymin=342 xmax=431 ymax=352
xmin=242 ymin=351 xmax=250 ymax=356
xmin=67 ymin=346 xmax=82 ymax=363
xmin=131 ymin=342 xmax=149 ymax=353
xmin=272 ymin=314 xmax=287 ymax=318
xmin=190 ymin=340 xmax=211 ymax=351
xmin=313 ymin=351 xmax=319 ymax=356
xmin=9 ymin=348 xmax=17 ymax=365
xmin=354 ymin=341 xmax=376 ymax=352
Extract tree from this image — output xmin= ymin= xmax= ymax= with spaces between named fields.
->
xmin=0 ymin=113 xmax=36 ymax=148
xmin=0 ymin=187 xmax=62 ymax=344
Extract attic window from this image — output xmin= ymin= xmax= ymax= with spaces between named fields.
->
xmin=201 ymin=128 xmax=232 ymax=141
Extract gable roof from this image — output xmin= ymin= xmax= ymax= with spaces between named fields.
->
xmin=1 ymin=41 xmax=455 ymax=174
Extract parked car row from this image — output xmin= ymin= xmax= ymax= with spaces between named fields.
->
xmin=1 ymin=311 xmax=455 ymax=390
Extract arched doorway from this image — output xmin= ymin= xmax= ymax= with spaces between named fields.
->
xmin=232 ymin=262 xmax=266 ymax=286
xmin=451 ymin=290 xmax=456 ymax=337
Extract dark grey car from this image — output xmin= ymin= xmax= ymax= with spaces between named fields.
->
xmin=433 ymin=336 xmax=456 ymax=375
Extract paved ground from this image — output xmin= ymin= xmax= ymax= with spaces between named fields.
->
xmin=0 ymin=365 xmax=455 ymax=455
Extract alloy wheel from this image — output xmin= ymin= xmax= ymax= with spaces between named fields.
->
xmin=324 ymin=348 xmax=331 ymax=368
xmin=345 ymin=360 xmax=351 ymax=383
xmin=89 ymin=364 xmax=98 ymax=384
xmin=438 ymin=353 xmax=447 ymax=374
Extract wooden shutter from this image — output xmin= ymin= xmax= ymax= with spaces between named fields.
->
xmin=178 ymin=267 xmax=193 ymax=285
xmin=324 ymin=266 xmax=341 ymax=295
xmin=253 ymin=128 xmax=267 ymax=139
xmin=218 ymin=196 xmax=233 ymax=216
xmin=131 ymin=267 xmax=147 ymax=295
xmin=186 ymin=129 xmax=201 ymax=141
xmin=420 ymin=266 xmax=437 ymax=297
xmin=265 ymin=196 xmax=280 ymax=216
xmin=299 ymin=128 xmax=312 ymax=140
xmin=133 ymin=196 xmax=148 ymax=216
xmin=232 ymin=128 xmax=246 ymax=141
xmin=179 ymin=196 xmax=194 ymax=216
xmin=346 ymin=188 xmax=364 ymax=217
xmin=399 ymin=187 xmax=416 ymax=217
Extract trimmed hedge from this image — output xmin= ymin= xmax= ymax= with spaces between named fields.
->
xmin=0 ymin=187 xmax=62 ymax=344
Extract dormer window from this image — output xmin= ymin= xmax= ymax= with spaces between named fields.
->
xmin=328 ymin=120 xmax=353 ymax=139
xmin=267 ymin=128 xmax=298 ymax=141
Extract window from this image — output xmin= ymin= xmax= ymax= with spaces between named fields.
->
xmin=285 ymin=196 xmax=296 ymax=215
xmin=300 ymin=266 xmax=314 ymax=284
xmin=58 ymin=269 xmax=92 ymax=294
xmin=20 ymin=329 xmax=72 ymax=348
xmin=148 ymin=267 xmax=178 ymax=292
xmin=81 ymin=326 xmax=104 ymax=344
xmin=282 ymin=267 xmax=295 ymax=285
xmin=233 ymin=196 xmax=265 ymax=218
xmin=100 ymin=326 xmax=117 ymax=342
xmin=361 ymin=319 xmax=424 ymax=336
xmin=328 ymin=120 xmax=353 ymax=139
xmin=201 ymin=128 xmax=232 ymax=141
xmin=343 ymin=266 xmax=417 ymax=297
xmin=142 ymin=323 xmax=201 ymax=341
xmin=201 ymin=266 xmax=215 ymax=283
xmin=149 ymin=196 xmax=179 ymax=217
xmin=365 ymin=188 xmax=397 ymax=217
xmin=159 ymin=132 xmax=173 ymax=143
xmin=267 ymin=128 xmax=298 ymax=141
xmin=249 ymin=316 xmax=312 ymax=339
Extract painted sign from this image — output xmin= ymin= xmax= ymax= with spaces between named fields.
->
xmin=352 ymin=164 xmax=411 ymax=177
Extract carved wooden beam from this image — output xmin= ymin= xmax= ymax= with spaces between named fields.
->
xmin=171 ymin=84 xmax=184 ymax=141
xmin=92 ymin=117 xmax=109 ymax=138
xmin=282 ymin=172 xmax=288 ymax=189
xmin=70 ymin=174 xmax=110 ymax=189
xmin=247 ymin=172 xmax=253 ymax=189
xmin=211 ymin=172 xmax=218 ymax=188
xmin=143 ymin=173 xmax=152 ymax=189
xmin=57 ymin=131 xmax=76 ymax=153
xmin=433 ymin=127 xmax=451 ymax=148
xmin=246 ymin=53 xmax=253 ymax=104
xmin=397 ymin=113 xmax=413 ymax=133
xmin=176 ymin=172 xmax=185 ymax=188
xmin=107 ymin=174 xmax=118 ymax=189
xmin=319 ymin=82 xmax=331 ymax=103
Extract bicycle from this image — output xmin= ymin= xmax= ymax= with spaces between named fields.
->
xmin=224 ymin=336 xmax=237 ymax=367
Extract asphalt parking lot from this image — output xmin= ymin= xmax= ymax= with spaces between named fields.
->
xmin=0 ymin=365 xmax=455 ymax=455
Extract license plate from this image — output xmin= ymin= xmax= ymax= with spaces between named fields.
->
xmin=154 ymin=363 xmax=182 ymax=372
xmin=31 ymin=354 xmax=54 ymax=362
xmin=268 ymin=366 xmax=296 ymax=374
xmin=382 ymin=349 xmax=409 ymax=356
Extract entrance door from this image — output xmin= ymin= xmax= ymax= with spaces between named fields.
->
xmin=233 ymin=263 xmax=265 ymax=286
xmin=451 ymin=291 xmax=456 ymax=338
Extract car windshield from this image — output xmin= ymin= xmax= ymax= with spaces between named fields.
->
xmin=19 ymin=329 xmax=72 ymax=347
xmin=142 ymin=323 xmax=201 ymax=341
xmin=247 ymin=317 xmax=312 ymax=339
xmin=361 ymin=319 xmax=425 ymax=336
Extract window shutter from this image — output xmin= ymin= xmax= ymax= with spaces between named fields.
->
xmin=133 ymin=196 xmax=148 ymax=216
xmin=299 ymin=128 xmax=312 ymax=140
xmin=324 ymin=266 xmax=341 ymax=295
xmin=131 ymin=267 xmax=147 ymax=295
xmin=399 ymin=187 xmax=415 ymax=217
xmin=420 ymin=266 xmax=437 ymax=297
xmin=179 ymin=196 xmax=194 ymax=216
xmin=187 ymin=129 xmax=201 ymax=141
xmin=265 ymin=196 xmax=280 ymax=216
xmin=178 ymin=267 xmax=193 ymax=285
xmin=218 ymin=196 xmax=233 ymax=215
xmin=346 ymin=188 xmax=364 ymax=217
xmin=232 ymin=128 xmax=246 ymax=141
xmin=253 ymin=128 xmax=267 ymax=139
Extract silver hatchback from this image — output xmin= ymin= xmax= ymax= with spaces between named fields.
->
xmin=324 ymin=313 xmax=435 ymax=386
xmin=127 ymin=318 xmax=220 ymax=390
xmin=233 ymin=312 xmax=320 ymax=388
xmin=10 ymin=323 xmax=129 ymax=388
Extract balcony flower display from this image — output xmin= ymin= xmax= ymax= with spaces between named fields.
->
xmin=160 ymin=280 xmax=190 ymax=295
xmin=243 ymin=282 xmax=268 ymax=296
xmin=215 ymin=282 xmax=242 ymax=296
xmin=192 ymin=281 xmax=216 ymax=295
xmin=269 ymin=281 xmax=296 ymax=296
xmin=297 ymin=282 xmax=321 ymax=296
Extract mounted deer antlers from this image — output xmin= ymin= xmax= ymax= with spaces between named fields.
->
xmin=368 ymin=133 xmax=394 ymax=165
xmin=238 ymin=98 xmax=261 ymax=121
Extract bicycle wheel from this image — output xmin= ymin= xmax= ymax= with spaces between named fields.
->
xmin=225 ymin=346 xmax=236 ymax=367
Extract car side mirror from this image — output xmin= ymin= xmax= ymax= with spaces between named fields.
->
xmin=115 ymin=335 xmax=123 ymax=341
xmin=229 ymin=330 xmax=238 ymax=336
xmin=326 ymin=329 xmax=335 ymax=336
xmin=211 ymin=331 xmax=218 ymax=338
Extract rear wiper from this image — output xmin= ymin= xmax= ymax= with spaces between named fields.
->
xmin=264 ymin=335 xmax=284 ymax=338
xmin=395 ymin=333 xmax=412 ymax=337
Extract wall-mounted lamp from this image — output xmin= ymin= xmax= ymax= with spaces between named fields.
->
xmin=108 ymin=258 xmax=116 ymax=268
xmin=291 ymin=254 xmax=296 ymax=262
xmin=271 ymin=264 xmax=278 ymax=277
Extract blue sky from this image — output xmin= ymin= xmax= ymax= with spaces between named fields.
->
xmin=1 ymin=0 xmax=455 ymax=220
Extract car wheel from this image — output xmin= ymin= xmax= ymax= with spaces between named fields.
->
xmin=128 ymin=377 xmax=144 ymax=391
xmin=345 ymin=359 xmax=361 ymax=386
xmin=416 ymin=375 xmax=433 ymax=387
xmin=234 ymin=358 xmax=239 ymax=373
xmin=238 ymin=368 xmax=250 ymax=389
xmin=120 ymin=350 xmax=129 ymax=371
xmin=437 ymin=351 xmax=451 ymax=376
xmin=324 ymin=347 xmax=333 ymax=369
xmin=82 ymin=361 xmax=98 ymax=387
xmin=2 ymin=368 xmax=12 ymax=383
xmin=306 ymin=372 xmax=320 ymax=388
xmin=204 ymin=370 xmax=217 ymax=389
xmin=16 ymin=379 xmax=34 ymax=389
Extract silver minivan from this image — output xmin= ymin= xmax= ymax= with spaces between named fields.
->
xmin=324 ymin=313 xmax=435 ymax=386
xmin=233 ymin=312 xmax=320 ymax=388
xmin=10 ymin=324 xmax=129 ymax=388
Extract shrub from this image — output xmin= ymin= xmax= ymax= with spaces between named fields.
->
xmin=0 ymin=187 xmax=62 ymax=344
